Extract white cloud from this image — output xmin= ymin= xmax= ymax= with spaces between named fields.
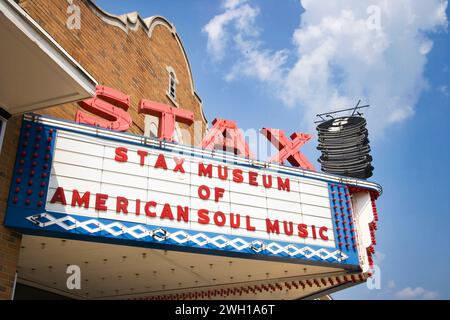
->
xmin=438 ymin=85 xmax=449 ymax=97
xmin=387 ymin=280 xmax=396 ymax=289
xmin=395 ymin=287 xmax=439 ymax=300
xmin=224 ymin=0 xmax=248 ymax=10
xmin=419 ymin=40 xmax=434 ymax=55
xmin=202 ymin=0 xmax=259 ymax=61
xmin=203 ymin=0 xmax=449 ymax=135
xmin=373 ymin=250 xmax=386 ymax=264
xmin=225 ymin=34 xmax=289 ymax=82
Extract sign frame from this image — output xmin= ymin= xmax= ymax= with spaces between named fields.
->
xmin=5 ymin=114 xmax=382 ymax=271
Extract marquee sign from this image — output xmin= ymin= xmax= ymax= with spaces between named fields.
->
xmin=5 ymin=115 xmax=381 ymax=270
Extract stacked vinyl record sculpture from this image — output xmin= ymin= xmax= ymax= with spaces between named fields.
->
xmin=316 ymin=116 xmax=374 ymax=179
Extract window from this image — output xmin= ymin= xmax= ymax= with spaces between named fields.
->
xmin=0 ymin=116 xmax=6 ymax=153
xmin=169 ymin=71 xmax=177 ymax=100
xmin=166 ymin=66 xmax=179 ymax=105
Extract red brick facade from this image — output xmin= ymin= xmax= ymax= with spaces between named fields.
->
xmin=0 ymin=0 xmax=207 ymax=299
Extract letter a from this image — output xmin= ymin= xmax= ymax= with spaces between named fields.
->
xmin=50 ymin=187 xmax=67 ymax=205
xmin=200 ymin=118 xmax=254 ymax=158
xmin=66 ymin=265 xmax=81 ymax=290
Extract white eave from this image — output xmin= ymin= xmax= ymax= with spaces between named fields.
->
xmin=0 ymin=0 xmax=97 ymax=115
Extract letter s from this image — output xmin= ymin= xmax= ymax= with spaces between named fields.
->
xmin=115 ymin=147 xmax=128 ymax=162
xmin=198 ymin=209 xmax=210 ymax=224
xmin=298 ymin=223 xmax=308 ymax=238
xmin=76 ymin=86 xmax=132 ymax=131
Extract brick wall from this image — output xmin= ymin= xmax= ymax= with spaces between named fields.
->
xmin=0 ymin=117 xmax=22 ymax=299
xmin=18 ymin=0 xmax=207 ymax=141
xmin=0 ymin=0 xmax=207 ymax=299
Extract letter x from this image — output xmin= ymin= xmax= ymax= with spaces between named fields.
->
xmin=261 ymin=128 xmax=315 ymax=171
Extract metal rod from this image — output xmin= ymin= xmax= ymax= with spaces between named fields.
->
xmin=316 ymin=105 xmax=370 ymax=117
xmin=351 ymin=100 xmax=362 ymax=116
xmin=314 ymin=103 xmax=370 ymax=123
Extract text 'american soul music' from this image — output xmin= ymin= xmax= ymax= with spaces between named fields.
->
xmin=48 ymin=146 xmax=330 ymax=241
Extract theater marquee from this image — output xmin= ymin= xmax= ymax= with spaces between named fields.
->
xmin=5 ymin=114 xmax=381 ymax=270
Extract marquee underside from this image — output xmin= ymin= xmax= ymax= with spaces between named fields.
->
xmin=17 ymin=235 xmax=364 ymax=300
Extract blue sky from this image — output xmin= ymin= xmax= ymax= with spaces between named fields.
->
xmin=95 ymin=0 xmax=450 ymax=299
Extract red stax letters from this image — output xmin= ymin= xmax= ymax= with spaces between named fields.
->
xmin=138 ymin=99 xmax=194 ymax=142
xmin=260 ymin=128 xmax=315 ymax=171
xmin=76 ymin=86 xmax=132 ymax=131
xmin=200 ymin=118 xmax=254 ymax=158
xmin=75 ymin=86 xmax=319 ymax=168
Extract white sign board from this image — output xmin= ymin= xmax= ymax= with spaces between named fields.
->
xmin=46 ymin=130 xmax=335 ymax=248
